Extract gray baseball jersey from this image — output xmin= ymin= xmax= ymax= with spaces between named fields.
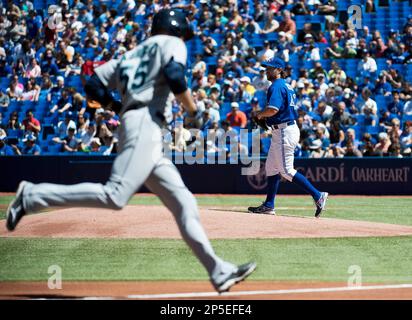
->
xmin=94 ymin=35 xmax=187 ymax=122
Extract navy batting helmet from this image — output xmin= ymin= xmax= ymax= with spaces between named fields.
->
xmin=151 ymin=9 xmax=194 ymax=41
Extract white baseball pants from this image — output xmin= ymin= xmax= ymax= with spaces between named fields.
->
xmin=265 ymin=123 xmax=300 ymax=181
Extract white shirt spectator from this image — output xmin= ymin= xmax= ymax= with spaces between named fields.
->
xmin=118 ymin=0 xmax=135 ymax=13
xmin=76 ymin=128 xmax=95 ymax=146
xmin=206 ymin=107 xmax=220 ymax=123
xmin=403 ymin=100 xmax=412 ymax=115
xmin=310 ymin=47 xmax=321 ymax=61
xmin=319 ymin=82 xmax=329 ymax=96
xmin=346 ymin=37 xmax=359 ymax=50
xmin=358 ymin=57 xmax=377 ymax=73
xmin=257 ymin=47 xmax=274 ymax=62
xmin=360 ymin=97 xmax=378 ymax=115
xmin=252 ymin=73 xmax=271 ymax=91
xmin=57 ymin=120 xmax=77 ymax=138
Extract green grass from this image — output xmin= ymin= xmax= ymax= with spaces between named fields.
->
xmin=1 ymin=194 xmax=412 ymax=283
xmin=132 ymin=195 xmax=412 ymax=226
xmin=1 ymin=237 xmax=412 ymax=283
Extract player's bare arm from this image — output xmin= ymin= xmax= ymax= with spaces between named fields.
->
xmin=257 ymin=107 xmax=278 ymax=119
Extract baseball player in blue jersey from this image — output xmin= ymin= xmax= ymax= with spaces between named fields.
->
xmin=6 ymin=9 xmax=256 ymax=293
xmin=248 ymin=57 xmax=328 ymax=217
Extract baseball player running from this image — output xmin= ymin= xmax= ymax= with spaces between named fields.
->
xmin=248 ymin=57 xmax=328 ymax=216
xmin=6 ymin=9 xmax=256 ymax=293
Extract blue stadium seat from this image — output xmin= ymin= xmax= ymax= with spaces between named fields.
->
xmin=353 ymin=114 xmax=365 ymax=125
xmin=48 ymin=144 xmax=62 ymax=154
xmin=365 ymin=125 xmax=383 ymax=136
xmin=6 ymin=129 xmax=24 ymax=138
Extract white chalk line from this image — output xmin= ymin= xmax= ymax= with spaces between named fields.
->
xmin=124 ymin=283 xmax=412 ymax=299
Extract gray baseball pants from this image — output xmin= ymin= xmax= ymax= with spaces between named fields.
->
xmin=21 ymin=108 xmax=236 ymax=285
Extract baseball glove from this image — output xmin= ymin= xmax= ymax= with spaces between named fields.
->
xmin=252 ymin=115 xmax=270 ymax=131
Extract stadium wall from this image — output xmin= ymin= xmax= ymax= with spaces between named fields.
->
xmin=1 ymin=156 xmax=411 ymax=195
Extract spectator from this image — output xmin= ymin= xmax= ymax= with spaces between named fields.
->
xmin=277 ymin=10 xmax=296 ymax=36
xmin=47 ymin=75 xmax=65 ymax=103
xmin=357 ymin=76 xmax=375 ymax=93
xmin=0 ymin=59 xmax=12 ymax=77
xmin=363 ymin=106 xmax=379 ymax=126
xmin=0 ymin=135 xmax=15 ymax=155
xmin=6 ymin=112 xmax=22 ymax=130
xmin=204 ymin=99 xmax=220 ymax=123
xmin=252 ymin=67 xmax=271 ymax=91
xmin=359 ymin=88 xmax=378 ymax=115
xmin=299 ymin=22 xmax=317 ymax=41
xmin=50 ymin=89 xmax=73 ymax=114
xmin=357 ymin=49 xmax=377 ymax=79
xmin=309 ymin=62 xmax=328 ymax=80
xmin=257 ymin=40 xmax=274 ymax=62
xmin=170 ymin=120 xmax=191 ymax=152
xmin=260 ymin=11 xmax=279 ymax=34
xmin=78 ymin=121 xmax=97 ymax=151
xmin=239 ymin=76 xmax=256 ymax=102
xmin=338 ymin=128 xmax=360 ymax=149
xmin=328 ymin=61 xmax=347 ymax=84
xmin=200 ymin=109 xmax=213 ymax=132
xmin=0 ymin=89 xmax=10 ymax=108
xmin=374 ymin=72 xmax=393 ymax=96
xmin=313 ymin=100 xmax=333 ymax=122
xmin=40 ymin=74 xmax=53 ymax=92
xmin=6 ymin=79 xmax=24 ymax=101
xmin=309 ymin=139 xmax=327 ymax=158
xmin=400 ymin=121 xmax=412 ymax=154
xmin=328 ymin=119 xmax=345 ymax=145
xmin=55 ymin=127 xmax=80 ymax=153
xmin=314 ymin=125 xmax=331 ymax=150
xmin=56 ymin=112 xmax=77 ymax=139
xmin=40 ymin=48 xmax=60 ymax=76
xmin=24 ymin=58 xmax=41 ymax=78
xmin=387 ymin=91 xmax=404 ymax=118
xmin=226 ymin=102 xmax=247 ymax=128
xmin=22 ymin=110 xmax=41 ymax=136
xmin=315 ymin=74 xmax=329 ymax=96
xmin=21 ymin=78 xmax=40 ymax=101
xmin=248 ymin=97 xmax=262 ymax=129
xmin=360 ymin=133 xmax=377 ymax=157
xmin=374 ymin=132 xmax=392 ymax=156
xmin=343 ymin=140 xmax=363 ymax=157
xmin=15 ymin=133 xmax=41 ymax=155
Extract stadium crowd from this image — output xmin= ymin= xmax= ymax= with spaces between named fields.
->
xmin=0 ymin=0 xmax=411 ymax=158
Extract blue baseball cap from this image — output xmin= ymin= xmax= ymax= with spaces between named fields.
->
xmin=261 ymin=57 xmax=286 ymax=69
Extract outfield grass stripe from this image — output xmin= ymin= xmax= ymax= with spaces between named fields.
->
xmin=126 ymin=283 xmax=412 ymax=299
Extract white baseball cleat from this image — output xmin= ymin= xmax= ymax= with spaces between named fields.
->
xmin=213 ymin=262 xmax=257 ymax=293
xmin=315 ymin=192 xmax=329 ymax=218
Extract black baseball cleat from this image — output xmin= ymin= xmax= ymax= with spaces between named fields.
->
xmin=213 ymin=262 xmax=257 ymax=293
xmin=248 ymin=203 xmax=275 ymax=215
xmin=6 ymin=181 xmax=28 ymax=231
xmin=315 ymin=192 xmax=329 ymax=218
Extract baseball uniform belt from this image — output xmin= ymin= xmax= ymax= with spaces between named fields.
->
xmin=123 ymin=103 xmax=147 ymax=114
xmin=271 ymin=120 xmax=296 ymax=130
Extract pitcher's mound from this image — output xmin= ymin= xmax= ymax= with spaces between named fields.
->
xmin=2 ymin=205 xmax=412 ymax=239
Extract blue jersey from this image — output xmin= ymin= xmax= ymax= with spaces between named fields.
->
xmin=266 ymin=78 xmax=298 ymax=126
